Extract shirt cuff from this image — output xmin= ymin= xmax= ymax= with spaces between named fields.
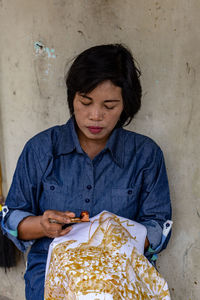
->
xmin=139 ymin=219 xmax=162 ymax=250
xmin=3 ymin=209 xmax=35 ymax=252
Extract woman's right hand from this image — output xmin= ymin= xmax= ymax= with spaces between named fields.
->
xmin=40 ymin=210 xmax=75 ymax=238
xmin=18 ymin=210 xmax=75 ymax=240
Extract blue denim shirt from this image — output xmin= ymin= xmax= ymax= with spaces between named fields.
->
xmin=2 ymin=117 xmax=171 ymax=299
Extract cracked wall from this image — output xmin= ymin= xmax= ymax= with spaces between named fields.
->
xmin=0 ymin=0 xmax=200 ymax=299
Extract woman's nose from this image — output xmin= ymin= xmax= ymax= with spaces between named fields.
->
xmin=89 ymin=107 xmax=104 ymax=121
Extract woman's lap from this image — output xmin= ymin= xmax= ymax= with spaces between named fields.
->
xmin=24 ymin=252 xmax=47 ymax=300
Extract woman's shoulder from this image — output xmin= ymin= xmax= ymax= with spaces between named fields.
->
xmin=120 ymin=128 xmax=165 ymax=170
xmin=29 ymin=124 xmax=64 ymax=146
xmin=23 ymin=121 xmax=72 ymax=160
xmin=121 ymin=128 xmax=163 ymax=156
xmin=122 ymin=128 xmax=160 ymax=147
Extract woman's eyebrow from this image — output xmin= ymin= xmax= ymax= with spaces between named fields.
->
xmin=104 ymin=99 xmax=121 ymax=103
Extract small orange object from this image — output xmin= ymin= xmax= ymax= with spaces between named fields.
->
xmin=80 ymin=211 xmax=90 ymax=222
xmin=70 ymin=211 xmax=90 ymax=223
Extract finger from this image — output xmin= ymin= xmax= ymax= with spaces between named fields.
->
xmin=64 ymin=211 xmax=76 ymax=218
xmin=41 ymin=218 xmax=63 ymax=233
xmin=47 ymin=232 xmax=59 ymax=239
xmin=46 ymin=228 xmax=62 ymax=238
xmin=48 ymin=224 xmax=63 ymax=232
xmin=45 ymin=211 xmax=71 ymax=224
xmin=59 ymin=226 xmax=73 ymax=236
xmin=44 ymin=210 xmax=66 ymax=218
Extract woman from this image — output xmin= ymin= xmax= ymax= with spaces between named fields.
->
xmin=2 ymin=44 xmax=171 ymax=299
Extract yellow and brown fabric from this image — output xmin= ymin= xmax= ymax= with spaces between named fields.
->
xmin=45 ymin=211 xmax=170 ymax=300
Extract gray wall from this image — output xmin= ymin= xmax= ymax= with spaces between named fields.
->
xmin=0 ymin=1 xmax=200 ymax=299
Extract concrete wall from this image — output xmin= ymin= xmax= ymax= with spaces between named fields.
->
xmin=0 ymin=1 xmax=199 ymax=299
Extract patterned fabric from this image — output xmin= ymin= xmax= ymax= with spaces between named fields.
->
xmin=45 ymin=212 xmax=170 ymax=300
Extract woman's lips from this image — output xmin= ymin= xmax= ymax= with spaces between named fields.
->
xmin=87 ymin=126 xmax=103 ymax=134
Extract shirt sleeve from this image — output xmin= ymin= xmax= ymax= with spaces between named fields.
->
xmin=2 ymin=141 xmax=43 ymax=252
xmin=136 ymin=146 xmax=172 ymax=253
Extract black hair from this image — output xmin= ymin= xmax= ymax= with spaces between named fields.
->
xmin=66 ymin=44 xmax=142 ymax=127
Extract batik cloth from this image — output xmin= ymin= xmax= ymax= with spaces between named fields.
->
xmin=45 ymin=211 xmax=170 ymax=300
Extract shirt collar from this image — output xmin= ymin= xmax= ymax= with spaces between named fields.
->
xmin=55 ymin=117 xmax=83 ymax=156
xmin=55 ymin=117 xmax=125 ymax=168
xmin=106 ymin=127 xmax=124 ymax=168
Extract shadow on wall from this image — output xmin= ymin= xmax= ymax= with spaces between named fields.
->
xmin=0 ymin=296 xmax=13 ymax=300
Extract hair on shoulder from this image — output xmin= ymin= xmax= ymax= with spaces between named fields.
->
xmin=65 ymin=44 xmax=142 ymax=127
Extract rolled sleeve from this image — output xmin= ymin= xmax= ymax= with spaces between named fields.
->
xmin=140 ymin=219 xmax=163 ymax=250
xmin=2 ymin=209 xmax=35 ymax=252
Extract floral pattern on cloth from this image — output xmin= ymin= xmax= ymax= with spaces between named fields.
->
xmin=44 ymin=211 xmax=170 ymax=300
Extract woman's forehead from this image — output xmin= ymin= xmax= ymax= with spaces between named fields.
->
xmin=82 ymin=80 xmax=122 ymax=99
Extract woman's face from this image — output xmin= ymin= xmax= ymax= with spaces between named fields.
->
xmin=73 ymin=80 xmax=123 ymax=144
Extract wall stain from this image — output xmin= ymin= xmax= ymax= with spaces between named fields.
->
xmin=185 ymin=62 xmax=196 ymax=84
xmin=186 ymin=62 xmax=191 ymax=74
xmin=77 ymin=30 xmax=84 ymax=36
xmin=87 ymin=1 xmax=119 ymax=31
xmin=77 ymin=30 xmax=86 ymax=38
xmin=116 ymin=25 xmax=122 ymax=30
xmin=192 ymin=168 xmax=200 ymax=199
xmin=196 ymin=209 xmax=200 ymax=219
xmin=53 ymin=0 xmax=66 ymax=7
xmin=143 ymin=91 xmax=148 ymax=98
xmin=33 ymin=59 xmax=49 ymax=99
xmin=183 ymin=242 xmax=195 ymax=277
xmin=34 ymin=42 xmax=56 ymax=59
xmin=184 ymin=97 xmax=194 ymax=135
xmin=184 ymin=62 xmax=196 ymax=135
xmin=156 ymin=6 xmax=161 ymax=10
xmin=183 ymin=238 xmax=200 ymax=297
xmin=33 ymin=40 xmax=57 ymax=99
xmin=155 ymin=1 xmax=161 ymax=9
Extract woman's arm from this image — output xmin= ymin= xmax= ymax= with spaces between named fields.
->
xmin=18 ymin=210 xmax=75 ymax=240
xmin=137 ymin=147 xmax=171 ymax=252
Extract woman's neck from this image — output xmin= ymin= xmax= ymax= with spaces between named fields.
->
xmin=79 ymin=137 xmax=107 ymax=160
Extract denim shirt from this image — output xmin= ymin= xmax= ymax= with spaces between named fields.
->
xmin=2 ymin=117 xmax=171 ymax=299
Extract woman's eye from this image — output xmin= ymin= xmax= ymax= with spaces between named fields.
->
xmin=81 ymin=101 xmax=91 ymax=106
xmin=79 ymin=95 xmax=92 ymax=106
xmin=105 ymin=106 xmax=115 ymax=110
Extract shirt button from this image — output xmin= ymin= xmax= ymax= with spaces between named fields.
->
xmin=87 ymin=185 xmax=92 ymax=190
xmin=50 ymin=185 xmax=55 ymax=191
xmin=128 ymin=190 xmax=133 ymax=195
xmin=85 ymin=198 xmax=90 ymax=203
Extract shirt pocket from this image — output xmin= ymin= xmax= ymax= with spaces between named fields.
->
xmin=111 ymin=186 xmax=140 ymax=219
xmin=40 ymin=182 xmax=84 ymax=215
xmin=40 ymin=182 xmax=69 ymax=212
